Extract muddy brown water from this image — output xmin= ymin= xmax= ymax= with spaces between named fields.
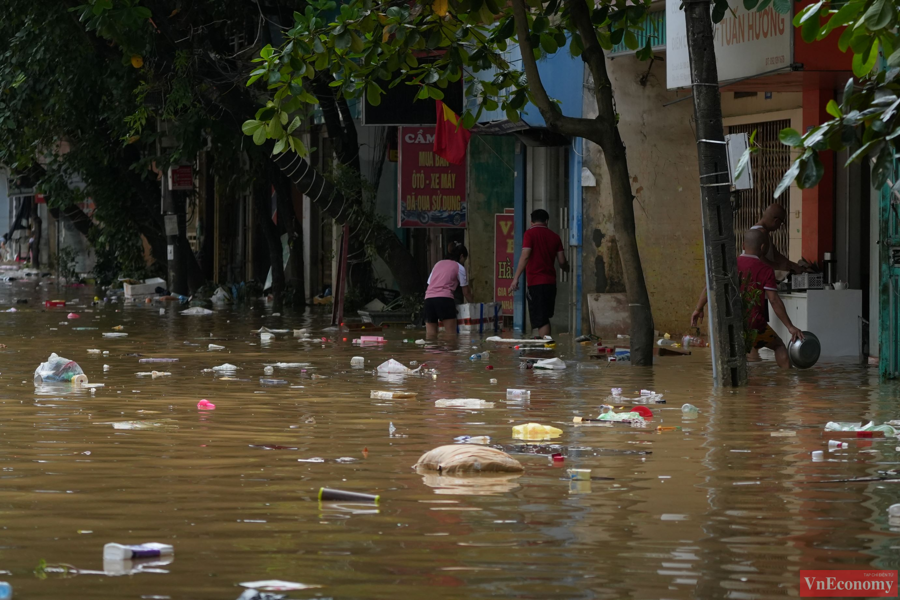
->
xmin=1 ymin=278 xmax=900 ymax=599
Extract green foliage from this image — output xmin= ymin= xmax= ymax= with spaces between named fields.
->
xmin=746 ymin=0 xmax=900 ymax=194
xmin=241 ymin=0 xmax=654 ymax=153
xmin=55 ymin=246 xmax=79 ymax=284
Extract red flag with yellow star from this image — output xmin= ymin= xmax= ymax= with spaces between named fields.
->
xmin=433 ymin=100 xmax=471 ymax=165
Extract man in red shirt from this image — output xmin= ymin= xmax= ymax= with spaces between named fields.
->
xmin=509 ymin=209 xmax=569 ymax=337
xmin=691 ymin=229 xmax=802 ymax=368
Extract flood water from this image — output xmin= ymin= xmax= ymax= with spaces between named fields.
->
xmin=2 ymin=277 xmax=900 ymax=599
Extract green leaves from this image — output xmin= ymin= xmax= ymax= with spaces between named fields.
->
xmin=826 ymin=99 xmax=842 ymax=118
xmin=242 ymin=120 xmax=267 ymax=146
xmin=863 ymin=0 xmax=893 ymax=30
xmin=779 ymin=128 xmax=803 ymax=146
xmin=774 ymin=159 xmax=800 ymax=198
xmin=852 ymin=39 xmax=879 ymax=77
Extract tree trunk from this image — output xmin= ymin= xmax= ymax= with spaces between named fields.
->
xmin=253 ymin=178 xmax=285 ymax=312
xmin=511 ymin=0 xmax=655 ymax=365
xmin=684 ymin=0 xmax=748 ymax=386
xmin=598 ymin=126 xmax=656 ymax=365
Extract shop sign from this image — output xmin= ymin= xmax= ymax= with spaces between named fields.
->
xmin=398 ymin=127 xmax=466 ymax=228
xmin=495 ymin=213 xmax=514 ymax=315
xmin=666 ymin=0 xmax=791 ymax=89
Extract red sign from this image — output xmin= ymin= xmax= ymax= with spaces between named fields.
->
xmin=800 ymin=571 xmax=897 ymax=597
xmin=495 ymin=213 xmax=514 ymax=316
xmin=169 ymin=165 xmax=193 ymax=191
xmin=398 ymin=127 xmax=466 ymax=228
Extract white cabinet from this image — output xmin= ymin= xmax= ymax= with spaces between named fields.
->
xmin=768 ymin=290 xmax=862 ymax=362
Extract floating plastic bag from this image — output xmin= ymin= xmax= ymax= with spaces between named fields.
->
xmin=212 ymin=363 xmax=239 ymax=372
xmin=534 ymin=358 xmax=566 ymax=370
xmin=597 ymin=409 xmax=647 ymax=427
xmin=435 ymin=399 xmax=495 ymax=409
xmin=485 ymin=336 xmax=553 ymax=345
xmin=512 ymin=423 xmax=563 ymax=441
xmin=181 ymin=307 xmax=213 ymax=316
xmin=34 ymin=353 xmax=86 ymax=385
xmin=376 ymin=359 xmax=421 ymax=374
xmin=825 ymin=421 xmax=897 ymax=436
xmin=414 ymin=445 xmax=524 ymax=474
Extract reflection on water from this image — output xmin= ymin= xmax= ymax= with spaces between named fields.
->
xmin=1 ymin=281 xmax=900 ymax=599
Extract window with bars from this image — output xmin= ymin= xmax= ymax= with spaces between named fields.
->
xmin=727 ymin=119 xmax=792 ymax=256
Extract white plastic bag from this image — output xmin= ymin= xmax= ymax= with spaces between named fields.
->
xmin=534 ymin=358 xmax=567 ymax=370
xmin=376 ymin=359 xmax=421 ymax=374
xmin=181 ymin=307 xmax=213 ymax=316
xmin=34 ymin=353 xmax=86 ymax=385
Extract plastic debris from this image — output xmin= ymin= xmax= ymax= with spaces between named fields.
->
xmin=34 ymin=353 xmax=86 ymax=385
xmin=212 ymin=363 xmax=239 ymax=372
xmin=435 ymin=399 xmax=495 ymax=409
xmin=512 ymin=423 xmax=563 ymax=440
xmin=197 ymin=399 xmax=216 ymax=410
xmin=209 ymin=344 xmax=225 ymax=351
xmin=370 ymin=390 xmax=417 ymax=399
xmin=389 ymin=422 xmax=397 ymax=436
xmin=0 ymin=582 xmax=10 ymax=599
xmin=139 ymin=358 xmax=178 ymax=363
xmin=103 ymin=364 xmax=110 ymax=372
xmin=485 ymin=336 xmax=553 ymax=345
xmin=67 ymin=313 xmax=80 ymax=319
xmin=596 ymin=406 xmax=647 ymax=427
xmin=507 ymin=389 xmax=531 ymax=400
xmin=267 ymin=362 xmax=310 ymax=368
xmin=136 ymin=371 xmax=171 ymax=378
xmin=263 ymin=366 xmax=274 ymax=375
xmin=240 ymin=581 xmax=322 ymax=593
xmin=490 ymin=378 xmax=498 ymax=384
xmin=454 ymin=435 xmax=491 ymax=445
xmin=102 ymin=332 xmax=128 ymax=338
xmin=351 ymin=356 xmax=365 ymax=368
xmin=181 ymin=307 xmax=213 ymax=315
xmin=87 ymin=349 xmax=101 ymax=354
xmin=611 ymin=388 xmax=622 ymax=396
xmin=812 ymin=450 xmax=824 ymax=461
xmin=318 ymin=488 xmax=379 ymax=503
xmin=825 ymin=421 xmax=897 ymax=436
xmin=567 ymin=469 xmax=591 ymax=480
xmin=828 ymin=440 xmax=848 ymax=450
xmin=681 ymin=403 xmax=700 ymax=417
xmin=104 ymin=542 xmax=173 ymax=561
xmin=414 ymin=445 xmax=524 ymax=474
xmin=376 ymin=359 xmax=422 ymax=374
xmin=260 ymin=378 xmax=288 ymax=385
xmin=534 ymin=358 xmax=566 ymax=370
xmin=109 ymin=420 xmax=178 ymax=430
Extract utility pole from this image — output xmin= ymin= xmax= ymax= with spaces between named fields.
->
xmin=684 ymin=0 xmax=747 ymax=386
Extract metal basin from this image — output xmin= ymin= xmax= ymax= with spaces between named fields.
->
xmin=789 ymin=331 xmax=821 ymax=369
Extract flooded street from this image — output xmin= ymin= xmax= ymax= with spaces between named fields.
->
xmin=2 ymin=282 xmax=900 ymax=599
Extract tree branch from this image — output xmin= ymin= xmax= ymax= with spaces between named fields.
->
xmin=510 ymin=0 xmax=599 ymax=139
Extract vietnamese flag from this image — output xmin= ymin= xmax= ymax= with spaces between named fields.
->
xmin=433 ymin=100 xmax=471 ymax=165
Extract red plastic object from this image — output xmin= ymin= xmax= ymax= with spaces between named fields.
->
xmin=485 ymin=365 xmax=494 ymax=370
xmin=197 ymin=399 xmax=216 ymax=410
xmin=551 ymin=453 xmax=565 ymax=463
xmin=67 ymin=313 xmax=80 ymax=319
xmin=630 ymin=406 xmax=654 ymax=418
xmin=45 ymin=300 xmax=66 ymax=308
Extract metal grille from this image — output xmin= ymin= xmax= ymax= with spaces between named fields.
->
xmin=728 ymin=119 xmax=792 ymax=257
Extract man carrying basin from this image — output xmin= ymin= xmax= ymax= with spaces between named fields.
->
xmin=691 ymin=229 xmax=803 ymax=368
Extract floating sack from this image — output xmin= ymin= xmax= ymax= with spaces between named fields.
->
xmin=376 ymin=359 xmax=422 ymax=374
xmin=533 ymin=357 xmax=566 ymax=370
xmin=414 ymin=445 xmax=524 ymax=475
xmin=512 ymin=422 xmax=563 ymax=441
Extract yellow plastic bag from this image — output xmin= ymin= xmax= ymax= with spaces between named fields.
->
xmin=512 ymin=423 xmax=563 ymax=441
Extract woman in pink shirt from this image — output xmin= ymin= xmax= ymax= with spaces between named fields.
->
xmin=424 ymin=242 xmax=474 ymax=338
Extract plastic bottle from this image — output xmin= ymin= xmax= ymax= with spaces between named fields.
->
xmin=811 ymin=450 xmax=824 ymax=461
xmin=259 ymin=378 xmax=288 ymax=385
xmin=889 ymin=503 xmax=900 ymax=517
xmin=263 ymin=366 xmax=274 ymax=375
xmin=682 ymin=335 xmax=707 ymax=348
xmin=506 ymin=389 xmax=531 ymax=400
xmin=657 ymin=338 xmax=677 ymax=347
xmin=103 ymin=542 xmax=174 ymax=561
xmin=681 ymin=403 xmax=700 ymax=416
xmin=319 ymin=488 xmax=379 ymax=503
xmin=828 ymin=440 xmax=848 ymax=450
xmin=469 ymin=353 xmax=482 ymax=361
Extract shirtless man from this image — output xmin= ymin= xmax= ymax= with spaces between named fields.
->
xmin=751 ymin=204 xmax=805 ymax=274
